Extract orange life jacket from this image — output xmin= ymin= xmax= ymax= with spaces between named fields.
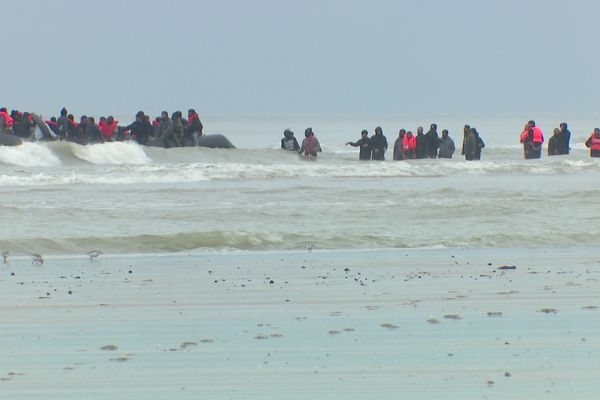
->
xmin=590 ymin=135 xmax=600 ymax=151
xmin=0 ymin=111 xmax=13 ymax=127
xmin=532 ymin=127 xmax=544 ymax=144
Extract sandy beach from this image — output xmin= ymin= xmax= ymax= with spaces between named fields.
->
xmin=1 ymin=247 xmax=599 ymax=399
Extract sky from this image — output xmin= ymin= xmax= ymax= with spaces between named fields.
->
xmin=2 ymin=0 xmax=599 ymax=117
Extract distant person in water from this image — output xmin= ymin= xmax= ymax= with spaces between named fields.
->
xmin=461 ymin=124 xmax=470 ymax=156
xmin=298 ymin=127 xmax=322 ymax=157
xmin=437 ymin=129 xmax=455 ymax=158
xmin=346 ymin=129 xmax=372 ymax=160
xmin=415 ymin=126 xmax=426 ymax=159
xmin=559 ymin=122 xmax=571 ymax=155
xmin=281 ymin=129 xmax=300 ymax=151
xmin=520 ymin=120 xmax=543 ymax=159
xmin=402 ymin=130 xmax=416 ymax=159
xmin=547 ymin=128 xmax=561 ymax=156
xmin=393 ymin=129 xmax=406 ymax=160
xmin=585 ymin=128 xmax=600 ymax=157
xmin=464 ymin=128 xmax=484 ymax=161
xmin=371 ymin=126 xmax=387 ymax=160
xmin=425 ymin=123 xmax=440 ymax=158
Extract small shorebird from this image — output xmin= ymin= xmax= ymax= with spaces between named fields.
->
xmin=31 ymin=254 xmax=44 ymax=265
xmin=2 ymin=251 xmax=9 ymax=264
xmin=87 ymin=250 xmax=102 ymax=262
xmin=307 ymin=242 xmax=317 ymax=253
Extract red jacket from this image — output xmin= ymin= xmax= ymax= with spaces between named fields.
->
xmin=99 ymin=120 xmax=118 ymax=139
xmin=0 ymin=111 xmax=13 ymax=127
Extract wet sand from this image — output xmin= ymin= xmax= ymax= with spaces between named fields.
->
xmin=1 ymin=247 xmax=599 ymax=399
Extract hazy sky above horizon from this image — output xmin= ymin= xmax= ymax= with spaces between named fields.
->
xmin=3 ymin=0 xmax=599 ymax=117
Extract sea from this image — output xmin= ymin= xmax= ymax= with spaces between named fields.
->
xmin=1 ymin=113 xmax=598 ymax=256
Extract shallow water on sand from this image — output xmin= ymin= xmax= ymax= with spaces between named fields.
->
xmin=1 ymin=248 xmax=599 ymax=399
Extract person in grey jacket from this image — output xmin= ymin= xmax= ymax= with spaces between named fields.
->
xmin=438 ymin=129 xmax=456 ymax=158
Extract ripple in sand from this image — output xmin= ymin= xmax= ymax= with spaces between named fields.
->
xmin=270 ymin=333 xmax=284 ymax=338
xmin=110 ymin=357 xmax=130 ymax=362
xmin=582 ymin=306 xmax=598 ymax=310
xmin=200 ymin=339 xmax=214 ymax=343
xmin=100 ymin=344 xmax=118 ymax=351
xmin=328 ymin=330 xmax=341 ymax=335
xmin=180 ymin=342 xmax=197 ymax=349
xmin=427 ymin=319 xmax=440 ymax=324
xmin=342 ymin=328 xmax=355 ymax=332
xmin=444 ymin=314 xmax=461 ymax=320
xmin=254 ymin=335 xmax=269 ymax=340
xmin=487 ymin=312 xmax=503 ymax=317
xmin=538 ymin=308 xmax=558 ymax=314
xmin=381 ymin=323 xmax=398 ymax=329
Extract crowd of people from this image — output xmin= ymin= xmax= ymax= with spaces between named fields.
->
xmin=283 ymin=119 xmax=600 ymax=160
xmin=0 ymin=107 xmax=204 ymax=147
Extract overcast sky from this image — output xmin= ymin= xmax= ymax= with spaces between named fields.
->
xmin=3 ymin=0 xmax=599 ymax=117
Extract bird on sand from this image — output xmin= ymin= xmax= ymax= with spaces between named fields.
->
xmin=307 ymin=242 xmax=317 ymax=253
xmin=87 ymin=250 xmax=102 ymax=262
xmin=2 ymin=251 xmax=9 ymax=264
xmin=31 ymin=254 xmax=44 ymax=265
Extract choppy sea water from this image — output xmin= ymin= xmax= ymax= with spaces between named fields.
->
xmin=0 ymin=114 xmax=598 ymax=254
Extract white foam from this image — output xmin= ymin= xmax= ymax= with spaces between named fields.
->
xmin=0 ymin=142 xmax=61 ymax=167
xmin=69 ymin=141 xmax=151 ymax=165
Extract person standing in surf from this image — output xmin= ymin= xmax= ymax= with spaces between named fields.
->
xmin=425 ymin=123 xmax=440 ymax=158
xmin=520 ymin=120 xmax=543 ymax=159
xmin=281 ymin=129 xmax=300 ymax=151
xmin=437 ymin=129 xmax=456 ymax=158
xmin=548 ymin=128 xmax=561 ymax=156
xmin=585 ymin=128 xmax=600 ymax=157
xmin=371 ymin=126 xmax=388 ymax=160
xmin=393 ymin=129 xmax=406 ymax=160
xmin=346 ymin=129 xmax=372 ymax=160
xmin=559 ymin=122 xmax=571 ymax=155
xmin=298 ymin=127 xmax=321 ymax=157
xmin=415 ymin=126 xmax=426 ymax=159
xmin=402 ymin=130 xmax=417 ymax=159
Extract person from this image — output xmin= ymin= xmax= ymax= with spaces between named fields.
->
xmin=281 ymin=129 xmax=300 ymax=151
xmin=168 ymin=111 xmax=184 ymax=147
xmin=56 ymin=107 xmax=69 ymax=140
xmin=393 ymin=129 xmax=406 ymax=160
xmin=346 ymin=129 xmax=372 ymax=160
xmin=66 ymin=114 xmax=81 ymax=142
xmin=158 ymin=111 xmax=175 ymax=147
xmin=370 ymin=126 xmax=387 ymax=160
xmin=585 ymin=128 xmax=600 ymax=157
xmin=437 ymin=129 xmax=455 ymax=159
xmin=425 ymin=123 xmax=439 ymax=158
xmin=559 ymin=122 xmax=571 ymax=155
xmin=122 ymin=111 xmax=152 ymax=145
xmin=464 ymin=128 xmax=479 ymax=161
xmin=415 ymin=126 xmax=426 ymax=159
xmin=0 ymin=107 xmax=14 ymax=134
xmin=185 ymin=109 xmax=203 ymax=146
xmin=78 ymin=115 xmax=89 ymax=140
xmin=461 ymin=124 xmax=470 ymax=156
xmin=99 ymin=116 xmax=118 ymax=141
xmin=402 ymin=130 xmax=417 ymax=159
xmin=520 ymin=120 xmax=543 ymax=159
xmin=547 ymin=128 xmax=561 ymax=156
xmin=473 ymin=129 xmax=485 ymax=160
xmin=46 ymin=117 xmax=61 ymax=137
xmin=298 ymin=127 xmax=321 ymax=157
xmin=85 ymin=117 xmax=103 ymax=143
xmin=13 ymin=112 xmax=33 ymax=139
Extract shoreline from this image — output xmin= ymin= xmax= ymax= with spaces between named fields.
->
xmin=2 ymin=247 xmax=599 ymax=399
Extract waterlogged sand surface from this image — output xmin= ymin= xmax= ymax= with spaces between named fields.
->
xmin=1 ymin=248 xmax=600 ymax=399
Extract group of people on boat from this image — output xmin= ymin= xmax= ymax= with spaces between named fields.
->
xmin=0 ymin=106 xmax=204 ymax=147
